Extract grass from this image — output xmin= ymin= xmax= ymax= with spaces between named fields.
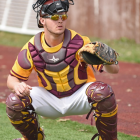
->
xmin=0 ymin=31 xmax=32 ymax=48
xmin=0 ymin=103 xmax=139 ymax=140
xmin=0 ymin=31 xmax=140 ymax=63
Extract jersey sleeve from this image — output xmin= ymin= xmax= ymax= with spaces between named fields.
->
xmin=10 ymin=41 xmax=34 ymax=81
xmin=82 ymin=36 xmax=91 ymax=45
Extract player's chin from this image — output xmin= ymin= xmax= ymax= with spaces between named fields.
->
xmin=55 ymin=29 xmax=65 ymax=35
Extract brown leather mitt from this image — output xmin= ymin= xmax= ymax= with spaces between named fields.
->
xmin=78 ymin=42 xmax=119 ymax=65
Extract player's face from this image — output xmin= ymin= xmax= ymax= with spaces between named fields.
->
xmin=41 ymin=12 xmax=67 ymax=36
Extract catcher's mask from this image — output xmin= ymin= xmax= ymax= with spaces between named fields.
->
xmin=32 ymin=0 xmax=74 ymax=28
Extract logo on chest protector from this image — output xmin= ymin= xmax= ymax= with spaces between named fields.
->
xmin=49 ymin=56 xmax=59 ymax=62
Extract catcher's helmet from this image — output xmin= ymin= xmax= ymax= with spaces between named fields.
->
xmin=32 ymin=0 xmax=74 ymax=28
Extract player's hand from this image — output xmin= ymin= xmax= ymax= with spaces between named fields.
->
xmin=13 ymin=82 xmax=32 ymax=97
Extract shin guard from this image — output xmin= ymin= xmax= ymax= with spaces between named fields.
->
xmin=86 ymin=81 xmax=118 ymax=140
xmin=6 ymin=93 xmax=45 ymax=140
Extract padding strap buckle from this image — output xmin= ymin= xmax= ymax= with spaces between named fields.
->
xmin=86 ymin=102 xmax=96 ymax=120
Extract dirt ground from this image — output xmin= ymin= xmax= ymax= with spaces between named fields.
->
xmin=0 ymin=46 xmax=140 ymax=137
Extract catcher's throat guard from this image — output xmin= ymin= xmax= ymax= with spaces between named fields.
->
xmin=32 ymin=0 xmax=74 ymax=28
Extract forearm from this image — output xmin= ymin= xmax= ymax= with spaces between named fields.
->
xmin=7 ymin=75 xmax=20 ymax=91
xmin=103 ymin=64 xmax=119 ymax=74
xmin=7 ymin=74 xmax=32 ymax=97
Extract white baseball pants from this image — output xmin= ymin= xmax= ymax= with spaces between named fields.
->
xmin=30 ymin=82 xmax=92 ymax=119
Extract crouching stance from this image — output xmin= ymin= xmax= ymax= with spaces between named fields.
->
xmin=86 ymin=81 xmax=118 ymax=140
xmin=5 ymin=0 xmax=119 ymax=139
xmin=6 ymin=93 xmax=45 ymax=140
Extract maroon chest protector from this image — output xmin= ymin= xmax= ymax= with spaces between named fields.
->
xmin=28 ymin=29 xmax=87 ymax=98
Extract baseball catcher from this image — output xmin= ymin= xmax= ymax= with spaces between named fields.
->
xmin=6 ymin=0 xmax=119 ymax=140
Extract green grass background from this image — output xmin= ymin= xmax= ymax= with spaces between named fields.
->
xmin=0 ymin=31 xmax=140 ymax=63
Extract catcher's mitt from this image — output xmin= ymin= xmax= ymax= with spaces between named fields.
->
xmin=78 ymin=42 xmax=119 ymax=65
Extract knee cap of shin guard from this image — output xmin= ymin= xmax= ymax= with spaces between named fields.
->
xmin=6 ymin=93 xmax=32 ymax=111
xmin=86 ymin=81 xmax=114 ymax=102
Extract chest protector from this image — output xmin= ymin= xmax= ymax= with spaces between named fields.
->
xmin=28 ymin=29 xmax=87 ymax=98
